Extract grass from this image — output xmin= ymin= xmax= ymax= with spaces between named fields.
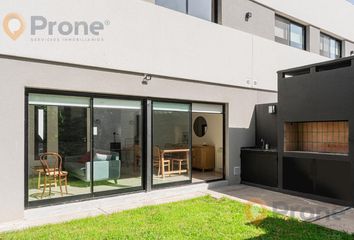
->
xmin=1 ymin=196 xmax=353 ymax=240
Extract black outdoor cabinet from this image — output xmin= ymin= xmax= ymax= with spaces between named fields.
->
xmin=240 ymin=103 xmax=279 ymax=189
xmin=241 ymin=149 xmax=278 ymax=188
xmin=283 ymin=157 xmax=314 ymax=194
xmin=277 ymin=56 xmax=354 ymax=206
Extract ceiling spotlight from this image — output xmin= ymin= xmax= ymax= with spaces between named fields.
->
xmin=142 ymin=74 xmax=152 ymax=85
xmin=245 ymin=12 xmax=252 ymax=22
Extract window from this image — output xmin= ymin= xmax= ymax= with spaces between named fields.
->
xmin=275 ymin=15 xmax=306 ymax=50
xmin=320 ymin=33 xmax=342 ymax=59
xmin=188 ymin=0 xmax=213 ymax=21
xmin=155 ymin=0 xmax=187 ymax=13
xmin=156 ymin=0 xmax=214 ymax=22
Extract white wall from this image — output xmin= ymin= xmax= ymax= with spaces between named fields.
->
xmin=222 ymin=0 xmax=275 ymax=40
xmin=254 ymin=0 xmax=354 ymax=42
xmin=192 ymin=113 xmax=223 ymax=172
xmin=0 ymin=0 xmax=326 ymax=91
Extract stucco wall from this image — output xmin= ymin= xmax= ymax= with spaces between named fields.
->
xmin=254 ymin=0 xmax=354 ymax=42
xmin=0 ymin=56 xmax=277 ymax=223
xmin=343 ymin=41 xmax=354 ymax=57
xmin=221 ymin=0 xmax=275 ymax=41
xmin=0 ymin=0 xmax=327 ymax=92
xmin=306 ymin=26 xmax=321 ymax=55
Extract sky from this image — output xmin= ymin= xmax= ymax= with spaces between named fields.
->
xmin=348 ymin=0 xmax=354 ymax=4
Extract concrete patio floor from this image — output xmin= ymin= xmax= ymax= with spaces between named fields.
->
xmin=0 ymin=182 xmax=353 ymax=234
xmin=209 ymin=184 xmax=354 ymax=234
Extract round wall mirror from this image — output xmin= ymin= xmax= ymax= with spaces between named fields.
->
xmin=194 ymin=116 xmax=208 ymax=137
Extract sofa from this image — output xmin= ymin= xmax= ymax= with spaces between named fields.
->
xmin=65 ymin=152 xmax=121 ymax=182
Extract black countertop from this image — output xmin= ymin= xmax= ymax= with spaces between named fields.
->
xmin=241 ymin=147 xmax=278 ymax=153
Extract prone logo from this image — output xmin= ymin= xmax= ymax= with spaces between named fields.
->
xmin=1 ymin=13 xmax=108 ymax=41
xmin=31 ymin=16 xmax=105 ymax=36
xmin=2 ymin=13 xmax=26 ymax=40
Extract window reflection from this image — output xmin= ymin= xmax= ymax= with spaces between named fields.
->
xmin=156 ymin=0 xmax=213 ymax=22
xmin=275 ymin=15 xmax=305 ymax=50
xmin=320 ymin=33 xmax=341 ymax=59
xmin=156 ymin=0 xmax=187 ymax=13
xmin=188 ymin=0 xmax=213 ymax=21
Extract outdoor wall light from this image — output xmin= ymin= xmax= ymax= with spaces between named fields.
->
xmin=142 ymin=74 xmax=152 ymax=85
xmin=245 ymin=12 xmax=252 ymax=21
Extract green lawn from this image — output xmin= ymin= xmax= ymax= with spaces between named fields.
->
xmin=1 ymin=196 xmax=352 ymax=240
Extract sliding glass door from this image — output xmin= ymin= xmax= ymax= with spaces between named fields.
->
xmin=191 ymin=103 xmax=224 ymax=182
xmin=27 ymin=91 xmax=223 ymax=206
xmin=92 ymin=98 xmax=143 ymax=193
xmin=152 ymin=101 xmax=192 ymax=186
xmin=27 ymin=94 xmax=91 ymax=202
xmin=27 ymin=93 xmax=143 ymax=204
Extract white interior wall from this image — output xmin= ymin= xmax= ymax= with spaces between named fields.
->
xmin=47 ymin=106 xmax=58 ymax=154
xmin=153 ymin=112 xmax=189 ymax=147
xmin=192 ymin=113 xmax=223 ymax=172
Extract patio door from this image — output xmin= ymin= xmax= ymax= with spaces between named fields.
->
xmin=27 ymin=93 xmax=92 ymax=204
xmin=152 ymin=101 xmax=192 ymax=187
xmin=92 ymin=98 xmax=143 ymax=194
xmin=26 ymin=92 xmax=144 ymax=206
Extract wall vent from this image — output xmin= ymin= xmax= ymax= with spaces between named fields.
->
xmin=316 ymin=60 xmax=351 ymax=72
xmin=283 ymin=68 xmax=311 ymax=78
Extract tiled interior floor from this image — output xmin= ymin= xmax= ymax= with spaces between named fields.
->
xmin=192 ymin=170 xmax=223 ymax=183
xmin=28 ymin=177 xmax=142 ymax=201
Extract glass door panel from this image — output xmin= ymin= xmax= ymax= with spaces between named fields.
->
xmin=191 ymin=103 xmax=224 ymax=183
xmin=152 ymin=101 xmax=192 ymax=186
xmin=93 ymin=98 xmax=143 ymax=193
xmin=27 ymin=94 xmax=91 ymax=201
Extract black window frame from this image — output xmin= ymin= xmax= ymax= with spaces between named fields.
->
xmin=274 ymin=15 xmax=306 ymax=50
xmin=320 ymin=32 xmax=342 ymax=59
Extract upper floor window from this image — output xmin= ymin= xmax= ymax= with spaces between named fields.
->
xmin=275 ymin=15 xmax=306 ymax=50
xmin=320 ymin=33 xmax=341 ymax=59
xmin=156 ymin=0 xmax=215 ymax=22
